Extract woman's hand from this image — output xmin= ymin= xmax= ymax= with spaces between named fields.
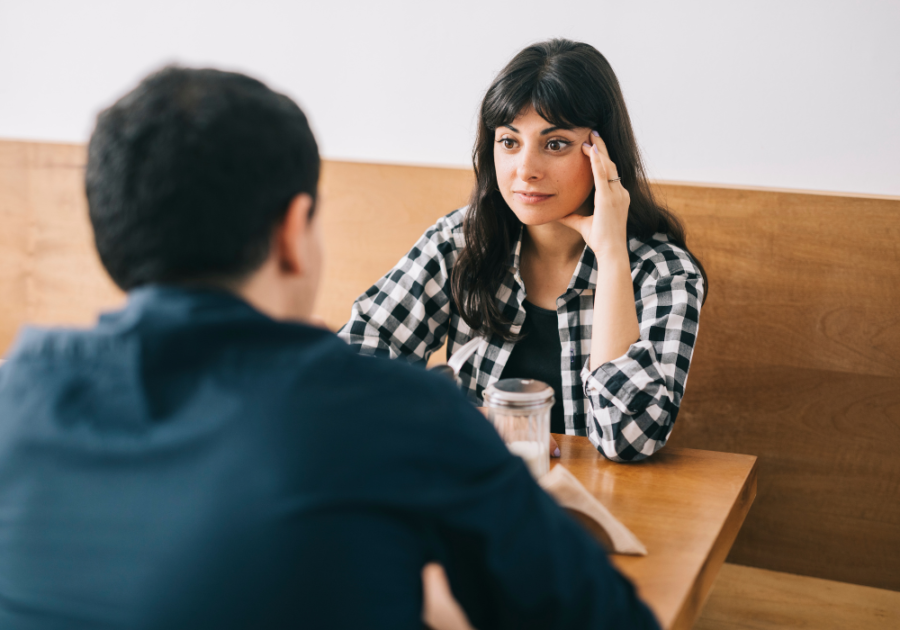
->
xmin=558 ymin=132 xmax=640 ymax=370
xmin=557 ymin=131 xmax=630 ymax=258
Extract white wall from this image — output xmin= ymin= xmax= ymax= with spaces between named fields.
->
xmin=1 ymin=0 xmax=898 ymax=196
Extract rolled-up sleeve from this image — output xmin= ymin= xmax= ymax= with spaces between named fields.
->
xmin=582 ymin=268 xmax=703 ymax=462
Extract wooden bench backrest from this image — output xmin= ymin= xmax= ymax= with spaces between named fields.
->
xmin=0 ymin=141 xmax=473 ymax=338
xmin=1 ymin=138 xmax=898 ymax=591
xmin=660 ymin=182 xmax=900 ymax=591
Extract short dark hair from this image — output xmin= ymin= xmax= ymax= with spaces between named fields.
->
xmin=86 ymin=66 xmax=320 ymax=290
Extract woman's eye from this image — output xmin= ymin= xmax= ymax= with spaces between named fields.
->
xmin=547 ymin=139 xmax=568 ymax=151
xmin=497 ymin=138 xmax=516 ymax=149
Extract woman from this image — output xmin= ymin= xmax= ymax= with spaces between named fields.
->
xmin=339 ymin=39 xmax=706 ymax=462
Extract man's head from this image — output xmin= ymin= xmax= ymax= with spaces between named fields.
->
xmin=86 ymin=66 xmax=322 ymax=320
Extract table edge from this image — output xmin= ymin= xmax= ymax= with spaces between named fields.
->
xmin=668 ymin=455 xmax=759 ymax=630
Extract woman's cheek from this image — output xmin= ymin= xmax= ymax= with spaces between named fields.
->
xmin=572 ymin=160 xmax=595 ymax=206
xmin=494 ymin=153 xmax=513 ymax=189
xmin=494 ymin=159 xmax=516 ymax=206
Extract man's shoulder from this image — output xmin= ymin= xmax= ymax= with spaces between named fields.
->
xmin=328 ymin=345 xmax=465 ymax=409
xmin=2 ymin=314 xmax=452 ymax=395
xmin=204 ymin=322 xmax=474 ymax=428
xmin=3 ymin=323 xmax=124 ymax=366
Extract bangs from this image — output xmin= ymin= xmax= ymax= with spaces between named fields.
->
xmin=482 ymin=65 xmax=603 ymax=131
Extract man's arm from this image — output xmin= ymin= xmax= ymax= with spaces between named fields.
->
xmin=337 ymin=354 xmax=659 ymax=630
xmin=433 ymin=456 xmax=658 ymax=630
xmin=410 ymin=396 xmax=659 ymax=630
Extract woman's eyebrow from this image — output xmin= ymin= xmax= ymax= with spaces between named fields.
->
xmin=499 ymin=124 xmax=570 ymax=134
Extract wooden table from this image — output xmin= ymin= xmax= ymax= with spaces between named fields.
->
xmin=551 ymin=434 xmax=757 ymax=630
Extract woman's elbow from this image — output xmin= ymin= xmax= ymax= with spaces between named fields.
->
xmin=589 ymin=404 xmax=678 ymax=462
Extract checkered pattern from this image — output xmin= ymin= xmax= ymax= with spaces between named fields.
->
xmin=338 ymin=208 xmax=704 ymax=462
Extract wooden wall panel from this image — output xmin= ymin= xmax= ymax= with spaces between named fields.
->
xmin=1 ymin=139 xmax=898 ymax=591
xmin=0 ymin=144 xmax=30 ymax=350
xmin=655 ymin=183 xmax=900 ymax=379
xmin=673 ymin=364 xmax=900 ymax=589
xmin=0 ymin=141 xmax=123 ymax=354
xmin=317 ymin=161 xmax=473 ymax=330
xmin=0 ymin=143 xmax=473 ymax=355
xmin=657 ymin=182 xmax=900 ymax=590
xmin=695 ymin=563 xmax=900 ymax=630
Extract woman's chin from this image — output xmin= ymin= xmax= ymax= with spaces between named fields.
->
xmin=510 ymin=206 xmax=576 ymax=227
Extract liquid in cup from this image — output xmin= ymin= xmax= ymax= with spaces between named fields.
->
xmin=507 ymin=440 xmax=549 ymax=478
xmin=482 ymin=379 xmax=554 ymax=479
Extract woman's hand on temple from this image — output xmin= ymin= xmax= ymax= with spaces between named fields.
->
xmin=557 ymin=131 xmax=631 ymax=258
xmin=558 ymin=132 xmax=640 ymax=371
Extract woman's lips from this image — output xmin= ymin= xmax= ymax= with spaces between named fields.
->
xmin=514 ymin=191 xmax=554 ymax=204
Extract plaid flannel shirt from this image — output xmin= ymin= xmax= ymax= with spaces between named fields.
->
xmin=338 ymin=208 xmax=704 ymax=462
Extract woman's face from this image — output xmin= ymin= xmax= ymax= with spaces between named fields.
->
xmin=493 ymin=107 xmax=594 ymax=226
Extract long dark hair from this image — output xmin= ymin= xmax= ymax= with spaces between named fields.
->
xmin=451 ymin=39 xmax=708 ymax=340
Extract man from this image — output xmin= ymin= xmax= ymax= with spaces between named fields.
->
xmin=0 ymin=67 xmax=658 ymax=629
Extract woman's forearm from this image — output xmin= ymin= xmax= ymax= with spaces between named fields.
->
xmin=589 ymin=247 xmax=640 ymax=371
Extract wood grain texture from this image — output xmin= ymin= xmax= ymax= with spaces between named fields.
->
xmin=551 ymin=434 xmax=758 ymax=630
xmin=670 ymin=363 xmax=900 ymax=590
xmin=657 ymin=182 xmax=900 ymax=591
xmin=0 ymin=145 xmax=473 ymax=356
xmin=0 ymin=140 xmax=123 ymax=354
xmin=317 ymin=160 xmax=473 ymax=331
xmin=2 ymin=139 xmax=898 ymax=593
xmin=695 ymin=563 xmax=900 ymax=629
xmin=655 ymin=182 xmax=900 ymax=379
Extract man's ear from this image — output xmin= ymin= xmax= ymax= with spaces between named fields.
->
xmin=276 ymin=193 xmax=314 ymax=276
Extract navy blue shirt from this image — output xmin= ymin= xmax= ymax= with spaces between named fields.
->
xmin=0 ymin=287 xmax=658 ymax=630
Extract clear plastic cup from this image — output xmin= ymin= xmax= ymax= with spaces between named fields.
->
xmin=482 ymin=379 xmax=554 ymax=479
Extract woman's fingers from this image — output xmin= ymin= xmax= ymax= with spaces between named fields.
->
xmin=557 ymin=212 xmax=591 ymax=243
xmin=557 ymin=211 xmax=592 ymax=240
xmin=603 ymin=154 xmax=619 ymax=182
xmin=582 ymin=141 xmax=608 ymax=191
xmin=578 ymin=131 xmax=631 ymax=253
xmin=588 ymin=131 xmax=620 ymax=186
xmin=590 ymin=130 xmax=611 ymax=159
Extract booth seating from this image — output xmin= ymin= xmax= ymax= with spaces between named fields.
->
xmin=1 ymin=138 xmax=899 ymax=628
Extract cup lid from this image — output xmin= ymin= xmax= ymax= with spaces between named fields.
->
xmin=483 ymin=378 xmax=554 ymax=406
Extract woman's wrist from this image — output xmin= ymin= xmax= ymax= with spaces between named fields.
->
xmin=588 ymin=235 xmax=639 ymax=371
xmin=589 ymin=238 xmax=630 ymax=265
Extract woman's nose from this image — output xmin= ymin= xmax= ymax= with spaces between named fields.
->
xmin=516 ymin=149 xmax=543 ymax=182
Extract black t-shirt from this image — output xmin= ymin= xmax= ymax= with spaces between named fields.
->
xmin=500 ymin=300 xmax=566 ymax=433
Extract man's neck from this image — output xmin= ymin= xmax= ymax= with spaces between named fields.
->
xmin=230 ymin=259 xmax=311 ymax=323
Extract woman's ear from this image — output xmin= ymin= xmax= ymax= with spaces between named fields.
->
xmin=276 ymin=193 xmax=315 ymax=276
